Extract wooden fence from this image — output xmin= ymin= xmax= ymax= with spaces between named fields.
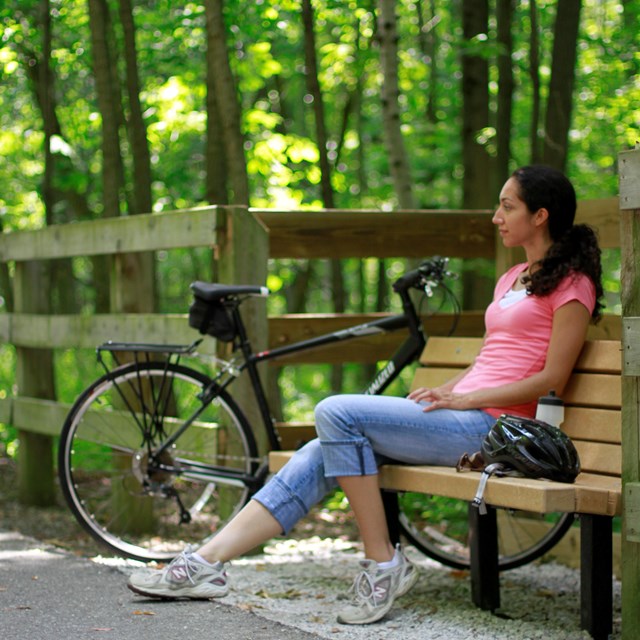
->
xmin=0 ymin=197 xmax=622 ymax=502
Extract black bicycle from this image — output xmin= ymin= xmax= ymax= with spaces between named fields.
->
xmin=58 ymin=257 xmax=573 ymax=566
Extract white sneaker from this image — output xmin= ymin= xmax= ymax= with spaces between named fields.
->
xmin=127 ymin=546 xmax=229 ymax=599
xmin=337 ymin=545 xmax=418 ymax=625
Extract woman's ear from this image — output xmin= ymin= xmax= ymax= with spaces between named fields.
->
xmin=534 ymin=207 xmax=549 ymax=227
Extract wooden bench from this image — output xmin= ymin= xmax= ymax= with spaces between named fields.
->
xmin=269 ymin=337 xmax=622 ymax=640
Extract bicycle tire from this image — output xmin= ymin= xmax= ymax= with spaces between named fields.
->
xmin=398 ymin=492 xmax=575 ymax=570
xmin=58 ymin=361 xmax=258 ymax=562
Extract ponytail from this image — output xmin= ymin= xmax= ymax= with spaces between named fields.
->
xmin=523 ymin=224 xmax=605 ymax=322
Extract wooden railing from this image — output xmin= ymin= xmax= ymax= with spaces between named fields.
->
xmin=0 ymin=197 xmax=621 ymax=504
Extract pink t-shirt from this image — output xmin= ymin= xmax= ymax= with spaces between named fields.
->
xmin=452 ymin=263 xmax=596 ymax=419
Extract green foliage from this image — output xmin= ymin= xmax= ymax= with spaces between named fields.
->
xmin=0 ymin=0 xmax=633 ymax=457
xmin=0 ymin=345 xmax=17 ymax=457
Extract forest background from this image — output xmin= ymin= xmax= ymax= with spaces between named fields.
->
xmin=0 ymin=0 xmax=638 ymax=458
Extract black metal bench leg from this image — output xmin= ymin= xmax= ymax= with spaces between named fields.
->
xmin=381 ymin=489 xmax=401 ymax=546
xmin=469 ymin=503 xmax=500 ymax=611
xmin=580 ymin=513 xmax=613 ymax=640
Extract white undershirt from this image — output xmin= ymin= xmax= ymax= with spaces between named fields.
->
xmin=499 ymin=287 xmax=528 ymax=309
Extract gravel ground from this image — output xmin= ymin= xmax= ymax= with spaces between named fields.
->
xmin=113 ymin=535 xmax=622 ymax=639
xmin=1 ymin=457 xmax=622 ymax=639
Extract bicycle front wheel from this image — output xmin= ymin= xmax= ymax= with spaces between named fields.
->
xmin=58 ymin=361 xmax=258 ymax=562
xmin=398 ymin=492 xmax=575 ymax=570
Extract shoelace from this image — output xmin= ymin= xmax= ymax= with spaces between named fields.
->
xmin=351 ymin=568 xmax=386 ymax=606
xmin=168 ymin=553 xmax=202 ymax=585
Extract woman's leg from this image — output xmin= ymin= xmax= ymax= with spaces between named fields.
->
xmin=127 ymin=439 xmax=338 ymax=599
xmin=196 ymin=500 xmax=282 ymax=563
xmin=196 ymin=438 xmax=338 ymax=563
xmin=338 ymin=474 xmax=394 ymax=562
xmin=314 ymin=394 xmax=494 ymax=562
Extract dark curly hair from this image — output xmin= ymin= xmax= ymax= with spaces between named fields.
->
xmin=512 ymin=165 xmax=604 ymax=322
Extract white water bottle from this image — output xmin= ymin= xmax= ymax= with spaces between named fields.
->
xmin=536 ymin=390 xmax=565 ymax=427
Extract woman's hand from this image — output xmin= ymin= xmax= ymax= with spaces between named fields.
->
xmin=408 ymin=387 xmax=470 ymax=411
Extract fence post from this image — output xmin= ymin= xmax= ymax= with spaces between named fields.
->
xmin=216 ymin=206 xmax=270 ymax=453
xmin=14 ymin=260 xmax=56 ymax=505
xmin=619 ymin=146 xmax=640 ymax=640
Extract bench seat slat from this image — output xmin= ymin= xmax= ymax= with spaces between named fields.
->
xmin=269 ymin=451 xmax=576 ymax=514
xmin=268 ymin=451 xmax=621 ymax=517
xmin=573 ymin=474 xmax=621 ymax=516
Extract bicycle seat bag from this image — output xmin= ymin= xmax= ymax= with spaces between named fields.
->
xmin=188 ymin=296 xmax=237 ymax=342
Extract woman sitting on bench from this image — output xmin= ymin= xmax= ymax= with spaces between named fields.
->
xmin=127 ymin=165 xmax=604 ymax=626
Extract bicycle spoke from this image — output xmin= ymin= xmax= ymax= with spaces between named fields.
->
xmin=59 ymin=362 xmax=257 ymax=562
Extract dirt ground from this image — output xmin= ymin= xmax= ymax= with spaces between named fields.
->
xmin=0 ymin=455 xmax=359 ymax=559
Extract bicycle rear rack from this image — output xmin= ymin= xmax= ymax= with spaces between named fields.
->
xmin=96 ymin=340 xmax=203 ymax=372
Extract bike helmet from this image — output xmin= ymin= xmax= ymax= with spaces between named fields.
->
xmin=481 ymin=414 xmax=580 ymax=483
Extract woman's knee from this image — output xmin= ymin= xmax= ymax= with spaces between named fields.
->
xmin=314 ymin=395 xmax=351 ymax=440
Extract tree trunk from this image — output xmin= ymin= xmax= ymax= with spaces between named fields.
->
xmin=0 ymin=216 xmax=13 ymax=312
xmin=378 ymin=0 xmax=416 ymax=209
xmin=542 ymin=0 xmax=583 ymax=171
xmin=461 ymin=0 xmax=493 ymax=310
xmin=204 ymin=0 xmax=249 ymax=205
xmin=88 ymin=0 xmax=123 ymax=219
xmin=461 ymin=0 xmax=492 ymax=210
xmin=205 ymin=1 xmax=229 ymax=205
xmin=301 ymin=0 xmax=344 ymax=393
xmin=205 ymin=73 xmax=228 ymax=205
xmin=117 ymin=0 xmax=156 ymax=312
xmin=529 ymin=0 xmax=542 ymax=163
xmin=495 ymin=0 xmax=514 ymax=193
xmin=416 ymin=0 xmax=439 ymax=123
xmin=301 ymin=0 xmax=335 ymax=210
xmin=118 ymin=0 xmax=152 ymax=216
xmin=15 ymin=0 xmax=56 ymax=506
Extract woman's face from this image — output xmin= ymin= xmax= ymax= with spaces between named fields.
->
xmin=492 ymin=177 xmax=545 ymax=248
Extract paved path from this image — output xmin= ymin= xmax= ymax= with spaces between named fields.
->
xmin=0 ymin=529 xmax=623 ymax=639
xmin=0 ymin=530 xmax=320 ymax=640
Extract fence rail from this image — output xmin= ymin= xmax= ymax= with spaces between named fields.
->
xmin=0 ymin=197 xmax=622 ymax=504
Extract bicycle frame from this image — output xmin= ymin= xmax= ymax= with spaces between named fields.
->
xmin=98 ymin=279 xmax=432 ymax=481
xmin=215 ymin=285 xmax=427 ymax=452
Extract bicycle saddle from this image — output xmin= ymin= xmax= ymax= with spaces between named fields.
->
xmin=190 ymin=282 xmax=269 ymax=302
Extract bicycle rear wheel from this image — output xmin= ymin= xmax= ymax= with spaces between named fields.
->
xmin=398 ymin=492 xmax=575 ymax=570
xmin=58 ymin=361 xmax=258 ymax=562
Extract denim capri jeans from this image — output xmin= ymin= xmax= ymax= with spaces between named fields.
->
xmin=252 ymin=394 xmax=495 ymax=534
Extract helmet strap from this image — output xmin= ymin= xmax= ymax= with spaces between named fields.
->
xmin=471 ymin=462 xmax=507 ymax=515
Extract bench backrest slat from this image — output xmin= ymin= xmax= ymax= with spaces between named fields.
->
xmin=562 ymin=407 xmax=620 ymax=444
xmin=573 ymin=339 xmax=621 ymax=373
xmin=574 ymin=441 xmax=621 ymax=475
xmin=563 ymin=373 xmax=621 ymax=409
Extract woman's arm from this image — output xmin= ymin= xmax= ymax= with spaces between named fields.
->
xmin=414 ymin=300 xmax=591 ymax=412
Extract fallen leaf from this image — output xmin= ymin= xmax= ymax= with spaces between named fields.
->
xmin=132 ymin=610 xmax=156 ymax=616
xmin=449 ymin=569 xmax=469 ymax=579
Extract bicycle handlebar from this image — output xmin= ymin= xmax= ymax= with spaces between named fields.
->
xmin=392 ymin=256 xmax=455 ymax=295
